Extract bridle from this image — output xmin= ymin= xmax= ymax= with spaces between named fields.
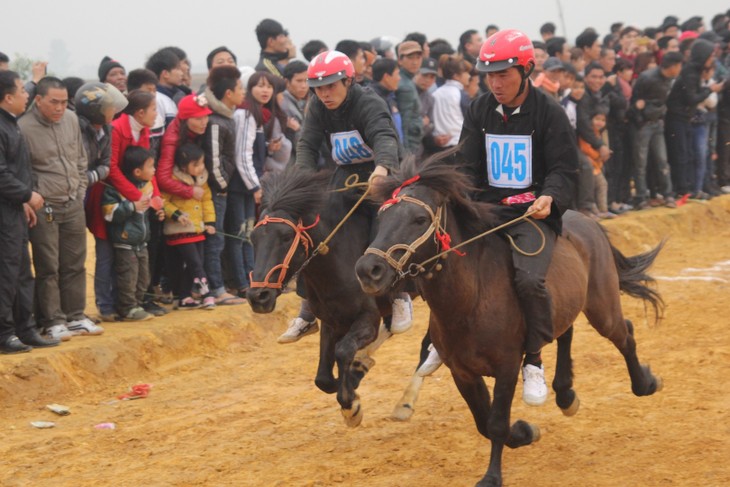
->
xmin=364 ymin=176 xmax=464 ymax=281
xmin=249 ymin=214 xmax=320 ymax=291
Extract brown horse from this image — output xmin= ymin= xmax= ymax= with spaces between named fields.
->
xmin=355 ymin=158 xmax=664 ymax=487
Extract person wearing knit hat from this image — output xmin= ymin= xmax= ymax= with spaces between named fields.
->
xmin=98 ymin=56 xmax=127 ymax=93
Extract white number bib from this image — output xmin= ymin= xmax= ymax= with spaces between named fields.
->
xmin=485 ymin=133 xmax=533 ymax=188
xmin=330 ymin=130 xmax=374 ymax=165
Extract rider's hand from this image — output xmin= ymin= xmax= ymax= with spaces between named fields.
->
xmin=527 ymin=195 xmax=553 ymax=220
xmin=368 ymin=165 xmax=388 ymax=185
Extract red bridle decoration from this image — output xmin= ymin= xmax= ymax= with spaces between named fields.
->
xmin=380 ymin=174 xmax=421 ymax=210
xmin=249 ymin=214 xmax=320 ymax=290
xmin=435 ymin=229 xmax=466 ymax=257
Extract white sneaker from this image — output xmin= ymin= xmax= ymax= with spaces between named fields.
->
xmin=522 ymin=364 xmax=548 ymax=406
xmin=722 ymin=185 xmax=730 ymax=194
xmin=390 ymin=295 xmax=413 ymax=334
xmin=44 ymin=324 xmax=74 ymax=342
xmin=278 ymin=317 xmax=319 ymax=344
xmin=66 ymin=318 xmax=105 ymax=336
xmin=416 ymin=343 xmax=443 ymax=377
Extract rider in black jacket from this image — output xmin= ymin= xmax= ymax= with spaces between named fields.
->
xmin=457 ymin=30 xmax=579 ymax=407
xmin=279 ymin=50 xmax=411 ymax=344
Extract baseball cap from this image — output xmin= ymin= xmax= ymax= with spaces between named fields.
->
xmin=420 ymin=57 xmax=438 ymax=75
xmin=398 ymin=40 xmax=423 ymax=57
xmin=543 ymin=57 xmax=565 ymax=72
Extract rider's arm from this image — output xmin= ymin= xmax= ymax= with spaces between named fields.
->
xmin=295 ymin=99 xmax=326 ymax=171
xmin=361 ymin=96 xmax=400 ymax=173
xmin=540 ymin=105 xmax=579 ymax=214
xmin=455 ymin=95 xmax=485 ymax=186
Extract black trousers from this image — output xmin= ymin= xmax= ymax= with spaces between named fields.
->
xmin=166 ymin=241 xmax=206 ymax=300
xmin=0 ymin=205 xmax=36 ymax=340
xmin=503 ymin=219 xmax=557 ymax=354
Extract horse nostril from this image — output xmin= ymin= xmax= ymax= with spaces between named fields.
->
xmin=370 ymin=262 xmax=384 ymax=280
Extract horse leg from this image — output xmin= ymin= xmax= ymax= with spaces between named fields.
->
xmin=392 ymin=330 xmax=431 ymax=421
xmin=553 ymin=325 xmax=580 ymax=416
xmin=336 ymin=317 xmax=379 ymax=427
xmin=621 ymin=319 xmax=663 ymax=396
xmin=585 ymin=299 xmax=663 ymax=397
xmin=314 ymin=322 xmax=338 ymax=394
xmin=487 ymin=368 xmax=540 ymax=487
xmin=350 ymin=321 xmax=393 ymax=390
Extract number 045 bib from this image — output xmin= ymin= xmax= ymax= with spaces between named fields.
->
xmin=485 ymin=133 xmax=533 ymax=189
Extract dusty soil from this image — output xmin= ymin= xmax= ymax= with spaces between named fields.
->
xmin=1 ymin=198 xmax=730 ymax=487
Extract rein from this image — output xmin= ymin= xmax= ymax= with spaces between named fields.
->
xmin=365 ymin=185 xmax=545 ymax=283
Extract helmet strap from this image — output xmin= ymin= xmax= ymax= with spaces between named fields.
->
xmin=515 ymin=62 xmax=534 ymax=98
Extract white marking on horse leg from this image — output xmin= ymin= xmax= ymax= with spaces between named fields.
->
xmin=392 ymin=374 xmax=425 ymax=421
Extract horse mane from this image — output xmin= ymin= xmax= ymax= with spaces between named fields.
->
xmin=261 ymin=168 xmax=332 ymax=221
xmin=372 ymin=148 xmax=502 ymax=233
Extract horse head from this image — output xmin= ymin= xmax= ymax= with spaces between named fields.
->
xmin=247 ymin=169 xmax=330 ymax=313
xmin=356 ymin=154 xmax=479 ymax=296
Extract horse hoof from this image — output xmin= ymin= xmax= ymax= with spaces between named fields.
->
xmin=391 ymin=403 xmax=414 ymax=421
xmin=342 ymin=398 xmax=363 ymax=428
xmin=561 ymin=395 xmax=580 ymax=417
xmin=529 ymin=423 xmax=541 ymax=443
xmin=654 ymin=375 xmax=663 ymax=393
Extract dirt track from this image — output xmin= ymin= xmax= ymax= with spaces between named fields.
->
xmin=1 ymin=199 xmax=730 ymax=487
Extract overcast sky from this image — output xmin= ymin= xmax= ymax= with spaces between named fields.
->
xmin=1 ymin=0 xmax=727 ymax=79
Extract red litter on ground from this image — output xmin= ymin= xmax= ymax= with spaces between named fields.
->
xmin=118 ymin=383 xmax=152 ymax=400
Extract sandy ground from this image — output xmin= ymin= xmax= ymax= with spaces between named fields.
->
xmin=1 ymin=198 xmax=730 ymax=487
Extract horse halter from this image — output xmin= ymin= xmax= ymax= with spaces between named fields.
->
xmin=249 ymin=214 xmax=320 ymax=290
xmin=365 ymin=194 xmax=445 ymax=277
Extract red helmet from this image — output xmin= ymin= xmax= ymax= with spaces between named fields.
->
xmin=307 ymin=50 xmax=354 ymax=87
xmin=477 ymin=29 xmax=535 ymax=74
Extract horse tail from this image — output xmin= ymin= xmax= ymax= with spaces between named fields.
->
xmin=610 ymin=240 xmax=666 ymax=321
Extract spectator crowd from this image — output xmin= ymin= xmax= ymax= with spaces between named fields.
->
xmin=1 ymin=12 xmax=729 ymax=353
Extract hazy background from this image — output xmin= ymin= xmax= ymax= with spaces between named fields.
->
xmin=1 ymin=0 xmax=727 ymax=79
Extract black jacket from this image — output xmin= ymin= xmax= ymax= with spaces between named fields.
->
xmin=667 ymin=40 xmax=714 ymax=121
xmin=255 ymin=51 xmax=286 ymax=78
xmin=296 ymin=83 xmax=401 ymax=173
xmin=456 ymin=84 xmax=578 ymax=233
xmin=202 ymin=88 xmax=236 ymax=194
xmin=0 ymin=108 xmax=33 ymax=208
xmin=78 ymin=115 xmax=112 ymax=186
xmin=630 ymin=67 xmax=673 ymax=124
xmin=577 ymin=86 xmax=610 ymax=150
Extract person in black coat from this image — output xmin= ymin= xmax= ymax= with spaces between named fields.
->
xmin=0 ymin=71 xmax=59 ymax=353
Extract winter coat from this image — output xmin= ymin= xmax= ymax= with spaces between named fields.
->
xmin=78 ymin=115 xmax=111 ymax=186
xmin=395 ymin=70 xmax=424 ymax=152
xmin=18 ymin=105 xmax=88 ymax=205
xmin=456 ymin=83 xmax=579 ymax=234
xmin=202 ymin=88 xmax=236 ymax=193
xmin=162 ymin=166 xmax=215 ymax=245
xmin=0 ymin=108 xmax=33 ymax=208
xmin=102 ymin=178 xmax=154 ymax=248
xmin=667 ymin=40 xmax=715 ymax=121
xmin=86 ymin=113 xmax=160 ymax=240
xmin=296 ymin=83 xmax=401 ymax=173
xmin=157 ymin=117 xmax=199 ymax=199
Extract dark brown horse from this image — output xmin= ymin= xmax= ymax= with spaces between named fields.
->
xmin=246 ymin=168 xmax=431 ymax=426
xmin=355 ymin=159 xmax=664 ymax=487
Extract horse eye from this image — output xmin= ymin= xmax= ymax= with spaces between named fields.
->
xmin=414 ymin=216 xmax=429 ymax=225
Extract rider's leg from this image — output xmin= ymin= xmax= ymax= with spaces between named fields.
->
xmin=279 ymin=277 xmax=319 ymax=344
xmin=506 ymin=219 xmax=557 ymax=406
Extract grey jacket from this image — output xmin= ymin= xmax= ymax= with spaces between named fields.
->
xmin=19 ymin=105 xmax=88 ymax=204
xmin=395 ymin=71 xmax=423 ymax=153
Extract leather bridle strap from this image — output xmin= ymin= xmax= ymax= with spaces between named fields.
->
xmin=249 ymin=215 xmax=319 ymax=290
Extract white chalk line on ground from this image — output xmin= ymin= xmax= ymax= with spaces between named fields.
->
xmin=655 ymin=259 xmax=730 ymax=284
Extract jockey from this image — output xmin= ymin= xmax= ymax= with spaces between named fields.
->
xmin=457 ymin=30 xmax=579 ymax=406
xmin=278 ymin=50 xmax=413 ymax=343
